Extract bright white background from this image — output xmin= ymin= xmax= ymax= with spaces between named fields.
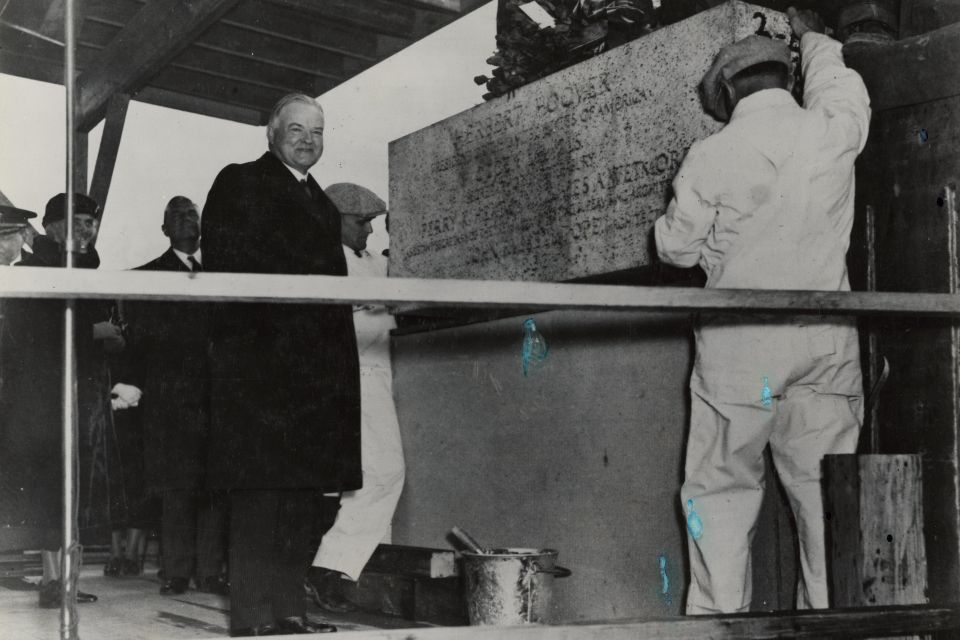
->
xmin=0 ymin=2 xmax=496 ymax=268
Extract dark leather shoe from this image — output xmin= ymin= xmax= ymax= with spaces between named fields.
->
xmin=121 ymin=557 xmax=142 ymax=576
xmin=159 ymin=576 xmax=189 ymax=595
xmin=304 ymin=568 xmax=357 ymax=614
xmin=276 ymin=616 xmax=336 ymax=634
xmin=196 ymin=573 xmax=230 ymax=595
xmin=103 ymin=556 xmax=122 ymax=577
xmin=229 ymin=622 xmax=278 ymax=637
xmin=38 ymin=580 xmax=98 ymax=608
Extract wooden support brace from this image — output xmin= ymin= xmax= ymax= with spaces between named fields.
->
xmin=75 ymin=0 xmax=241 ymax=131
xmin=824 ymin=455 xmax=928 ymax=613
xmin=88 ymin=93 xmax=130 ymax=213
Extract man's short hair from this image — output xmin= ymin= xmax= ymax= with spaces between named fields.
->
xmin=164 ymin=195 xmax=198 ymax=219
xmin=266 ymin=93 xmax=324 ymax=138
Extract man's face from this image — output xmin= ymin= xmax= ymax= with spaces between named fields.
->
xmin=0 ymin=230 xmax=25 ymax=265
xmin=341 ymin=215 xmax=375 ymax=252
xmin=269 ymin=101 xmax=325 ymax=174
xmin=163 ymin=204 xmax=201 ymax=245
xmin=46 ymin=214 xmax=100 ymax=251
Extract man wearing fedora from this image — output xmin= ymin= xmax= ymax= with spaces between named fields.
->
xmin=655 ymin=8 xmax=871 ymax=613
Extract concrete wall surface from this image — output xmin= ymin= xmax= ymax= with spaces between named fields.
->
xmin=390 ymin=309 xmax=694 ymax=621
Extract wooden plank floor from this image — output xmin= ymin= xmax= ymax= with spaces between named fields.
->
xmin=0 ymin=560 xmax=431 ymax=639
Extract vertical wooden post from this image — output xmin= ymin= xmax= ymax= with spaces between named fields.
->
xmin=824 ymin=454 xmax=928 ymax=638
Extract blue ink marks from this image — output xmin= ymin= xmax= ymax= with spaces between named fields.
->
xmin=761 ymin=376 xmax=772 ymax=406
xmin=657 ymin=553 xmax=672 ymax=605
xmin=521 ymin=318 xmax=549 ymax=377
xmin=686 ymin=499 xmax=704 ymax=540
xmin=919 ymin=128 xmax=928 ymax=143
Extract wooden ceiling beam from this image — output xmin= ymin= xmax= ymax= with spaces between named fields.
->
xmin=75 ymin=0 xmax=242 ymax=132
xmin=265 ymin=0 xmax=450 ymax=40
xmin=134 ymin=86 xmax=265 ymax=126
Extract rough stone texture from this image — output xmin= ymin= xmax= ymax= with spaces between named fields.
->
xmin=389 ymin=2 xmax=791 ymax=282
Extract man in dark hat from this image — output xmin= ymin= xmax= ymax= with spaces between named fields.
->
xmin=654 ymin=8 xmax=870 ymax=614
xmin=0 ymin=192 xmax=134 ymax=608
xmin=0 ymin=205 xmax=37 ymax=265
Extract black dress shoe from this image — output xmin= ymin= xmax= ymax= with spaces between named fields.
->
xmin=196 ymin=573 xmax=230 ymax=595
xmin=159 ymin=576 xmax=189 ymax=595
xmin=276 ymin=616 xmax=337 ymax=634
xmin=229 ymin=622 xmax=278 ymax=637
xmin=38 ymin=580 xmax=98 ymax=608
xmin=103 ymin=556 xmax=122 ymax=577
xmin=304 ymin=568 xmax=357 ymax=614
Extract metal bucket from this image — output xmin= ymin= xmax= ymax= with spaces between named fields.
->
xmin=461 ymin=548 xmax=571 ymax=625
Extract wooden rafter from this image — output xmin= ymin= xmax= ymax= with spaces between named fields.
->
xmin=88 ymin=93 xmax=129 ymax=212
xmin=75 ymin=0 xmax=242 ymax=131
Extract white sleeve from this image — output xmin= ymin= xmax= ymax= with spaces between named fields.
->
xmin=654 ymin=144 xmax=717 ymax=268
xmin=800 ymin=32 xmax=872 ymax=153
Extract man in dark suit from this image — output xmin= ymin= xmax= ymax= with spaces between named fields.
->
xmin=123 ymin=196 xmax=227 ymax=596
xmin=202 ymin=93 xmax=360 ymax=636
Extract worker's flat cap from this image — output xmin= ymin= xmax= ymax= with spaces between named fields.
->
xmin=326 ymin=183 xmax=386 ymax=217
xmin=700 ymin=35 xmax=792 ymax=121
xmin=43 ymin=192 xmax=101 ymax=226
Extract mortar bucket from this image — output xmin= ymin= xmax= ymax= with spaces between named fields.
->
xmin=461 ymin=548 xmax=572 ymax=625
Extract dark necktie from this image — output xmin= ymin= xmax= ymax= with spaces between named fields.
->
xmin=300 ymin=178 xmax=313 ymax=199
xmin=188 ymin=255 xmax=202 ymax=272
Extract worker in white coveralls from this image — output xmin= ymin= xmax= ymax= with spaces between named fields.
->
xmin=305 ymin=183 xmax=406 ymax=613
xmin=654 ymin=7 xmax=870 ymax=614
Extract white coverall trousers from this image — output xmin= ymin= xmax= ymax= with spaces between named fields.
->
xmin=312 ymin=364 xmax=405 ymax=581
xmin=682 ymin=317 xmax=863 ymax=614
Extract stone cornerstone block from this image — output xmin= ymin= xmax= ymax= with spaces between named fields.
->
xmin=389 ymin=2 xmax=791 ymax=282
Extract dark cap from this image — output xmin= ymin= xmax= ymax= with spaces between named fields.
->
xmin=700 ymin=35 xmax=792 ymax=122
xmin=43 ymin=192 xmax=101 ymax=227
xmin=0 ymin=205 xmax=37 ymax=226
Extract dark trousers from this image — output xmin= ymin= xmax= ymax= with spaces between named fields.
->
xmin=228 ymin=489 xmax=317 ymax=630
xmin=161 ymin=489 xmax=227 ymax=581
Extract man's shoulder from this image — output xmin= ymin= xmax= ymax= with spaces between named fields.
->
xmin=135 ymin=249 xmax=181 ymax=272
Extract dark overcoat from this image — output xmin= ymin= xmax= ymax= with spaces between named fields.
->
xmin=200 ymin=151 xmax=361 ymax=491
xmin=122 ymin=249 xmax=212 ymax=492
xmin=0 ymin=237 xmax=114 ymax=543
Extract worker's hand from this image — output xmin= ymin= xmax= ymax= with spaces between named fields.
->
xmin=787 ymin=6 xmax=825 ymax=38
xmin=111 ymin=383 xmax=142 ymax=408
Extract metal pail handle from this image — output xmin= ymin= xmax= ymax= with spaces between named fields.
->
xmin=534 ymin=565 xmax=572 ymax=578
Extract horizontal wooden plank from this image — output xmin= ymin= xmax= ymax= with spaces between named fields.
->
xmin=133 ymin=85 xmax=265 ymax=125
xmin=323 ymin=605 xmax=960 ymax=639
xmin=366 ymin=544 xmax=458 ymax=578
xmin=1 ymin=268 xmax=960 ymax=318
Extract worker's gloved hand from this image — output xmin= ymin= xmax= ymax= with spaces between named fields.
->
xmin=787 ymin=6 xmax=825 ymax=38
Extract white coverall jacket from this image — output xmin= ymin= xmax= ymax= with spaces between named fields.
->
xmin=312 ymin=248 xmax=406 ymax=581
xmin=654 ymin=32 xmax=870 ymax=613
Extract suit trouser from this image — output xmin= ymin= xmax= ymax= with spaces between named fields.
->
xmin=682 ymin=385 xmax=862 ymax=614
xmin=313 ymin=367 xmax=405 ymax=581
xmin=161 ymin=489 xmax=227 ymax=581
xmin=229 ymin=490 xmax=317 ymax=630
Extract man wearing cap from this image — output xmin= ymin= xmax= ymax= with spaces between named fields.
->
xmin=0 ymin=205 xmax=37 ymax=265
xmin=202 ymin=93 xmax=357 ymax=636
xmin=305 ymin=183 xmax=405 ymax=613
xmin=654 ymin=9 xmax=870 ymax=613
xmin=0 ymin=193 xmax=139 ymax=608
